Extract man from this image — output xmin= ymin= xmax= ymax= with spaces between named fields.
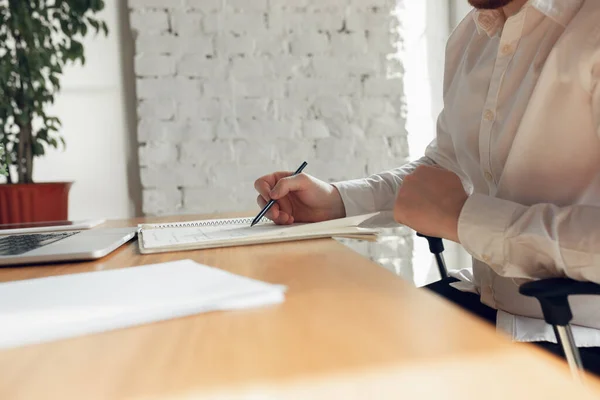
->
xmin=254 ymin=0 xmax=600 ymax=374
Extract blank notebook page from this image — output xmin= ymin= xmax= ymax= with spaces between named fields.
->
xmin=0 ymin=260 xmax=286 ymax=349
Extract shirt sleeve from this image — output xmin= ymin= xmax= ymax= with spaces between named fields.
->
xmin=331 ymin=104 xmax=465 ymax=217
xmin=456 ymin=56 xmax=600 ymax=284
xmin=331 ymin=20 xmax=471 ymax=218
xmin=331 ymin=156 xmax=436 ymax=217
xmin=458 ymin=194 xmax=600 ymax=283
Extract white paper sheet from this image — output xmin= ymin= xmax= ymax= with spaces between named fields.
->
xmin=0 ymin=260 xmax=286 ymax=349
xmin=142 ymin=223 xmax=291 ymax=248
xmin=140 ymin=212 xmax=381 ymax=250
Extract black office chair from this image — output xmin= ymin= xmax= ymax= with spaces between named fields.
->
xmin=416 ymin=233 xmax=449 ymax=279
xmin=418 ymin=234 xmax=600 ymax=380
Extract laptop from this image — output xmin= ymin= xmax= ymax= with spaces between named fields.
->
xmin=0 ymin=227 xmax=139 ymax=266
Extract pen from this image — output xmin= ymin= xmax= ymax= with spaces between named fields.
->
xmin=251 ymin=161 xmax=308 ymax=227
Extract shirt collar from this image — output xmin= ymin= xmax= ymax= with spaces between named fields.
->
xmin=472 ymin=0 xmax=584 ymax=37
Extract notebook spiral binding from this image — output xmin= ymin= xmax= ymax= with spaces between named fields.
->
xmin=152 ymin=217 xmax=272 ymax=229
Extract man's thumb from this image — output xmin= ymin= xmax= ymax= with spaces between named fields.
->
xmin=270 ymin=175 xmax=306 ymax=199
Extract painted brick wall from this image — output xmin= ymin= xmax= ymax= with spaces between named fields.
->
xmin=128 ymin=0 xmax=413 ymax=277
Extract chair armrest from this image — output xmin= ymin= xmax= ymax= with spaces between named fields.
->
xmin=519 ymin=278 xmax=600 ymax=326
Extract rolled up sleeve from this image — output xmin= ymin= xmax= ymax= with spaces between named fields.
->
xmin=458 ymin=193 xmax=600 ymax=283
xmin=332 ymin=108 xmax=461 ymax=217
xmin=458 ymin=194 xmax=524 ymax=271
xmin=331 ymin=156 xmax=436 ymax=217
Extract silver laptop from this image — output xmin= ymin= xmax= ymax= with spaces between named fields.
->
xmin=0 ymin=228 xmax=138 ymax=266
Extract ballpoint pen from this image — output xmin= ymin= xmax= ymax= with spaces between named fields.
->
xmin=251 ymin=161 xmax=308 ymax=227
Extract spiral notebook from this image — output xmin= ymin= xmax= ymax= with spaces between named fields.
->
xmin=137 ymin=213 xmax=381 ymax=254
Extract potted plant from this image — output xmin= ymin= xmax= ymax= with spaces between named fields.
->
xmin=0 ymin=0 xmax=108 ymax=224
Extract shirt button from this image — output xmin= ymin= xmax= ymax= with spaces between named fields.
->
xmin=483 ymin=109 xmax=495 ymax=121
xmin=484 ymin=171 xmax=493 ymax=182
xmin=501 ymin=43 xmax=514 ymax=55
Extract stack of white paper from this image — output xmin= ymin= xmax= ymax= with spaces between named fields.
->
xmin=0 ymin=260 xmax=286 ymax=349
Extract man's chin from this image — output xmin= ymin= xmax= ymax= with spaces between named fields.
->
xmin=468 ymin=0 xmax=514 ymax=9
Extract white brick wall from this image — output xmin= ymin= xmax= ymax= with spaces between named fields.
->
xmin=129 ymin=0 xmax=413 ymax=278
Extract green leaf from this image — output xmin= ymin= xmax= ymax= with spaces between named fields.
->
xmin=89 ymin=18 xmax=99 ymax=33
xmin=37 ymin=129 xmax=49 ymax=142
xmin=32 ymin=142 xmax=45 ymax=156
xmin=49 ymin=74 xmax=60 ymax=89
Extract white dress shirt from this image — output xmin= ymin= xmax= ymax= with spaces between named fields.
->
xmin=333 ymin=0 xmax=600 ymax=346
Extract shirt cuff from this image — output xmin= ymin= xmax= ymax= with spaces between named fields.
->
xmin=457 ymin=193 xmax=523 ymax=269
xmin=331 ymin=179 xmax=377 ymax=217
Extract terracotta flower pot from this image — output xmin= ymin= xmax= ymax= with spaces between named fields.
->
xmin=0 ymin=182 xmax=73 ymax=224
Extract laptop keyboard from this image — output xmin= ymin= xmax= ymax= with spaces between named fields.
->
xmin=0 ymin=232 xmax=79 ymax=256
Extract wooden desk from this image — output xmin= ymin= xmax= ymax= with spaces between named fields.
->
xmin=0 ymin=215 xmax=599 ymax=399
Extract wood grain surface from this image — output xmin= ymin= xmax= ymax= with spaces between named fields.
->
xmin=0 ymin=214 xmax=598 ymax=399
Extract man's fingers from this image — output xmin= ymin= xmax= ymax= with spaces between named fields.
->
xmin=270 ymin=174 xmax=308 ymax=200
xmin=256 ymin=195 xmax=281 ymax=220
xmin=254 ymin=179 xmax=274 ymax=203
xmin=254 ymin=172 xmax=305 ymax=225
xmin=254 ymin=171 xmax=300 ymax=201
xmin=254 ymin=171 xmax=297 ymax=194
xmin=254 ymin=173 xmax=278 ymax=190
xmin=255 ymin=195 xmax=297 ymax=224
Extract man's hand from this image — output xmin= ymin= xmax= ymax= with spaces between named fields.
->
xmin=254 ymin=171 xmax=346 ymax=225
xmin=394 ymin=165 xmax=468 ymax=242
